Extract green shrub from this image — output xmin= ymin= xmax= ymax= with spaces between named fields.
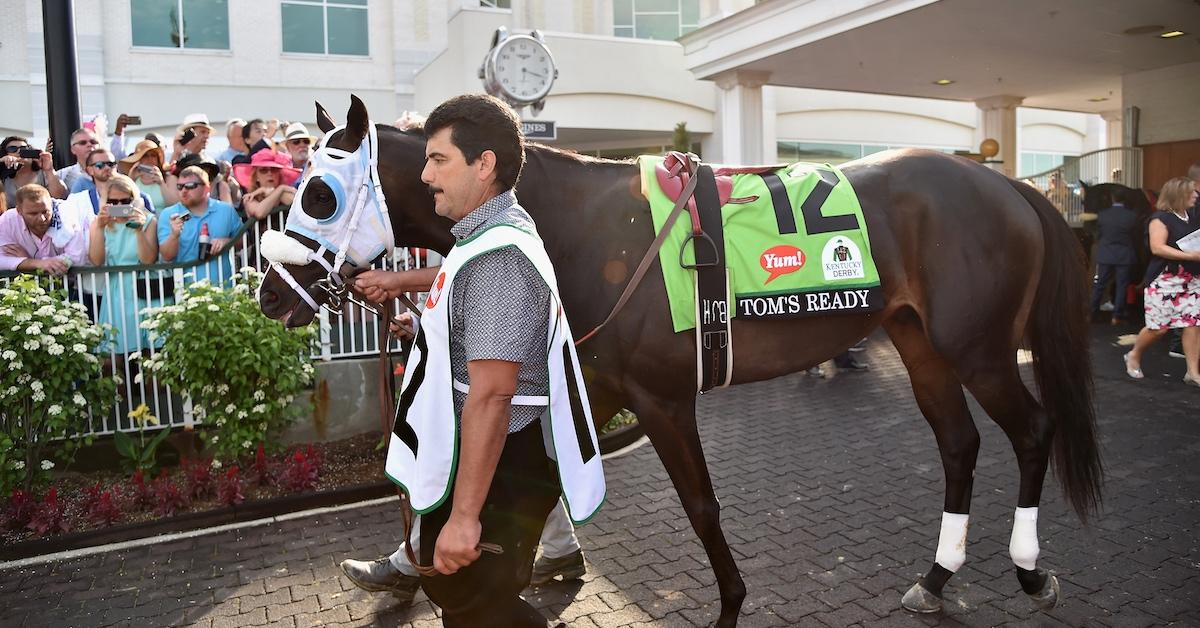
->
xmin=139 ymin=269 xmax=315 ymax=461
xmin=0 ymin=276 xmax=116 ymax=496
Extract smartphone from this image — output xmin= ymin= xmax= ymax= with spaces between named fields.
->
xmin=180 ymin=128 xmax=196 ymax=145
xmin=136 ymin=164 xmax=155 ymax=174
xmin=17 ymin=147 xmax=41 ymax=159
xmin=108 ymin=204 xmax=133 ymax=218
xmin=126 ymin=115 xmax=142 ymax=125
xmin=178 ymin=213 xmax=191 ymax=222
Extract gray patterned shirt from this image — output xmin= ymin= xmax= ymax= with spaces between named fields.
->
xmin=449 ymin=189 xmax=550 ymax=433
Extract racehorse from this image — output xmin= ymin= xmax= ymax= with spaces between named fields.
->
xmin=258 ymin=97 xmax=1102 ymax=626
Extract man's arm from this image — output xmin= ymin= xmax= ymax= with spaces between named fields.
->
xmin=353 ymin=266 xmax=440 ymax=302
xmin=433 ymin=358 xmax=520 ymax=575
xmin=158 ymin=213 xmax=184 ymax=261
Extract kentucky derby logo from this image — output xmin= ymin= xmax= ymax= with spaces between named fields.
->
xmin=426 ymin=271 xmax=447 ymax=309
xmin=821 ymin=237 xmax=865 ymax=281
xmin=760 ymin=245 xmax=806 ymax=285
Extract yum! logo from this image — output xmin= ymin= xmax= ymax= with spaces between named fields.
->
xmin=760 ymin=245 xmax=806 ymax=285
xmin=426 ymin=272 xmax=447 ymax=309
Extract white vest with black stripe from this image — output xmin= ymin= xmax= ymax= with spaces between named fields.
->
xmin=384 ymin=224 xmax=606 ymax=524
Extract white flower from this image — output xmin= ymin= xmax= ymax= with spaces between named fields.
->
xmin=32 ymin=390 xmax=45 ymax=402
xmin=22 ymin=339 xmax=40 ymax=351
xmin=71 ymin=302 xmax=87 ymax=312
xmin=40 ymin=460 xmax=54 ymax=471
xmin=17 ymin=373 xmax=30 ymax=384
xmin=11 ymin=361 xmax=22 ymax=370
xmin=253 ymin=390 xmax=265 ymax=401
xmin=172 ymin=321 xmax=185 ymax=330
xmin=242 ymin=440 xmax=252 ymax=449
xmin=237 ymin=410 xmax=247 ymax=419
xmin=47 ymin=404 xmax=62 ymax=416
xmin=133 ymin=373 xmax=143 ymax=384
xmin=283 ymin=395 xmax=294 ymax=405
xmin=1 ymin=350 xmax=14 ymax=360
xmin=202 ymin=385 xmax=214 ymax=395
xmin=113 ymin=375 xmax=123 ymax=385
xmin=73 ymin=343 xmax=87 ymax=354
xmin=49 ymin=326 xmax=65 ymax=335
xmin=233 ymin=283 xmax=250 ymax=294
xmin=140 ymin=319 xmax=158 ymax=330
xmin=252 ymin=403 xmax=266 ymax=414
xmin=216 ymin=384 xmax=229 ymax=395
xmin=302 ymin=363 xmax=315 ymax=376
xmin=210 ymin=434 xmax=219 ymax=443
xmin=207 ymin=304 xmax=220 ymax=312
xmin=15 ymin=312 xmax=31 ymax=321
xmin=193 ymin=405 xmax=207 ymax=418
xmin=30 ymin=380 xmax=43 ymax=392
xmin=211 ymin=459 xmax=222 ymax=469
xmin=13 ymin=460 xmax=25 ymax=470
xmin=6 ymin=386 xmax=17 ymax=396
xmin=224 ymin=403 xmax=237 ymax=414
xmin=25 ymin=323 xmax=42 ymax=335
xmin=85 ymin=354 xmax=99 ymax=364
xmin=46 ymin=343 xmax=64 ymax=356
xmin=73 ymin=392 xmax=86 ymax=406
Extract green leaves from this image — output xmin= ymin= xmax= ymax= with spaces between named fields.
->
xmin=113 ymin=426 xmax=172 ymax=474
xmin=139 ymin=270 xmax=315 ymax=462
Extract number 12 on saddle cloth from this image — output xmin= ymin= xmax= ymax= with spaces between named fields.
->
xmin=639 ymin=156 xmax=884 ymax=334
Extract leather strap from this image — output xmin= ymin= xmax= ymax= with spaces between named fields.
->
xmin=575 ymin=155 xmax=701 ymax=346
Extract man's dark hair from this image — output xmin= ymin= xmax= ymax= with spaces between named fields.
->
xmin=242 ymin=118 xmax=265 ymax=141
xmin=424 ymin=94 xmax=525 ymax=190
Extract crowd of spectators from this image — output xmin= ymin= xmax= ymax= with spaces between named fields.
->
xmin=0 ymin=111 xmax=327 ymax=354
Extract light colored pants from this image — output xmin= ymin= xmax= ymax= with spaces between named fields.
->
xmin=389 ymin=497 xmax=580 ymax=576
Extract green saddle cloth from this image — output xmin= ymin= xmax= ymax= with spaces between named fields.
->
xmin=639 ymin=156 xmax=883 ymax=333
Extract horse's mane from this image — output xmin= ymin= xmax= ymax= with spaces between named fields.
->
xmin=525 ymin=142 xmax=635 ymax=166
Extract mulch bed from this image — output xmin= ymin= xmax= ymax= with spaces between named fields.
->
xmin=1 ymin=431 xmax=389 ymax=552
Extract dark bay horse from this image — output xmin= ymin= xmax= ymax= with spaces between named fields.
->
xmin=258 ymin=97 xmax=1102 ymax=626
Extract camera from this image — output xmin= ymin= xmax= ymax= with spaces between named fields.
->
xmin=180 ymin=128 xmax=196 ymax=145
xmin=17 ymin=148 xmax=41 ymax=159
xmin=108 ymin=204 xmax=134 ymax=218
xmin=125 ymin=115 xmax=142 ymax=125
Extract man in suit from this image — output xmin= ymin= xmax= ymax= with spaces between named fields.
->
xmin=1089 ymin=189 xmax=1140 ymax=324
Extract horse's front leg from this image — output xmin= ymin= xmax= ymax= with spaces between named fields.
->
xmin=626 ymin=382 xmax=745 ymax=628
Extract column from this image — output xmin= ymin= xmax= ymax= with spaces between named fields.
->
xmin=1100 ymin=110 xmax=1123 ymax=148
xmin=975 ymin=95 xmax=1023 ymax=178
xmin=713 ymin=70 xmax=770 ymax=164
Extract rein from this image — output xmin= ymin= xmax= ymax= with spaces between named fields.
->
xmin=575 ymin=153 xmax=700 ymax=346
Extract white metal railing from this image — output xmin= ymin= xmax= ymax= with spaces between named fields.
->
xmin=1023 ymin=147 xmax=1143 ymax=227
xmin=0 ymin=208 xmax=434 ymax=437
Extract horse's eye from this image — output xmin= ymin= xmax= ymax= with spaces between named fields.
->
xmin=302 ymin=178 xmax=338 ymax=221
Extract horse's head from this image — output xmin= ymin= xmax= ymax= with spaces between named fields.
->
xmin=258 ymin=95 xmax=395 ymax=327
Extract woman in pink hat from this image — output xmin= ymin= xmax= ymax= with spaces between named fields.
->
xmin=234 ymin=149 xmax=301 ymax=220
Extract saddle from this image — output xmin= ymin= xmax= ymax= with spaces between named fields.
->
xmin=654 ymin=151 xmax=783 ymax=211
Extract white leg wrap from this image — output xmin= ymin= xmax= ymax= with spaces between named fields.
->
xmin=1009 ymin=506 xmax=1040 ymax=570
xmin=934 ymin=512 xmax=970 ymax=572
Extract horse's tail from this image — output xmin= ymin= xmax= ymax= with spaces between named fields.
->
xmin=1009 ymin=178 xmax=1104 ymax=521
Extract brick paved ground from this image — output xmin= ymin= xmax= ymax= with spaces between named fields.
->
xmin=3 ymin=327 xmax=1199 ymax=627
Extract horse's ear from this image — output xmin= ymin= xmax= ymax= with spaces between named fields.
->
xmin=343 ymin=94 xmax=370 ymax=147
xmin=1078 ymin=180 xmax=1089 ymax=190
xmin=315 ymin=102 xmax=337 ymax=134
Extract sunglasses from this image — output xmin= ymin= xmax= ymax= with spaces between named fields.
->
xmin=90 ymin=161 xmax=117 ymax=170
xmin=177 ymin=181 xmax=203 ymax=191
xmin=288 ymin=139 xmax=311 ymax=146
xmin=74 ymin=139 xmax=100 ymax=146
xmin=106 ymin=197 xmax=134 ymax=204
xmin=4 ymin=145 xmax=27 ymax=154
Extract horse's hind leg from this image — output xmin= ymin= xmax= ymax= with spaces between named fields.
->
xmin=960 ymin=361 xmax=1061 ymax=610
xmin=883 ymin=312 xmax=980 ymax=613
xmin=625 ymin=383 xmax=745 ymax=628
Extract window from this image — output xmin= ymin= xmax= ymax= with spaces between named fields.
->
xmin=614 ymin=0 xmax=700 ymax=40
xmin=777 ymin=141 xmax=963 ymax=166
xmin=1019 ymin=152 xmax=1067 ymax=178
xmin=282 ymin=0 xmax=369 ymax=56
xmin=131 ymin=0 xmax=229 ymax=50
xmin=479 ymin=0 xmax=511 ymax=8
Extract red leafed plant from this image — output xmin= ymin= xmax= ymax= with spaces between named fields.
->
xmin=129 ymin=469 xmax=154 ymax=511
xmin=252 ymin=443 xmax=274 ymax=487
xmin=83 ymin=483 xmax=124 ymax=527
xmin=280 ymin=449 xmax=319 ymax=493
xmin=27 ymin=487 xmax=71 ymax=536
xmin=217 ymin=465 xmax=245 ymax=507
xmin=4 ymin=490 xmax=37 ymax=531
xmin=152 ymin=470 xmax=189 ymax=517
xmin=303 ymin=444 xmax=323 ymax=475
xmin=181 ymin=457 xmax=215 ymax=500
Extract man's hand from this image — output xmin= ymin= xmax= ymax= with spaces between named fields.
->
xmin=114 ymin=114 xmax=130 ymax=136
xmin=433 ymin=512 xmax=483 ymax=575
xmin=211 ymin=237 xmax=232 ymax=254
xmin=388 ymin=312 xmax=416 ymax=338
xmin=169 ymin=214 xmax=186 ymax=236
xmin=33 ymin=258 xmax=69 ymax=277
xmin=353 ymin=269 xmax=404 ymax=302
xmin=38 ymin=151 xmax=54 ymax=172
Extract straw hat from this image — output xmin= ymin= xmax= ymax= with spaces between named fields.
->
xmin=176 ymin=113 xmax=215 ymax=137
xmin=283 ymin=122 xmax=318 ymax=144
xmin=118 ymin=139 xmax=165 ymax=175
xmin=232 ymin=150 xmax=302 ymax=189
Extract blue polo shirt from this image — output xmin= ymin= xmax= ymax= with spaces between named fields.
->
xmin=157 ymin=199 xmax=242 ymax=283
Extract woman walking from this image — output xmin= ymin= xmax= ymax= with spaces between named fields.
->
xmin=1124 ymin=177 xmax=1200 ymax=386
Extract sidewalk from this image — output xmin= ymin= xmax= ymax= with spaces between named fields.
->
xmin=2 ymin=326 xmax=1198 ymax=627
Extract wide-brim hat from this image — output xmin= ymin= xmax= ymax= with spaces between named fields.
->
xmin=232 ymin=149 xmax=302 ymax=189
xmin=173 ymin=153 xmax=221 ymax=183
xmin=283 ymin=122 xmax=318 ymax=144
xmin=118 ymin=139 xmax=165 ymax=174
xmin=176 ymin=113 xmax=215 ymax=137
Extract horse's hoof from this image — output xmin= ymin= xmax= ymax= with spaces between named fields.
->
xmin=901 ymin=581 xmax=943 ymax=613
xmin=1029 ymin=572 xmax=1061 ymax=610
